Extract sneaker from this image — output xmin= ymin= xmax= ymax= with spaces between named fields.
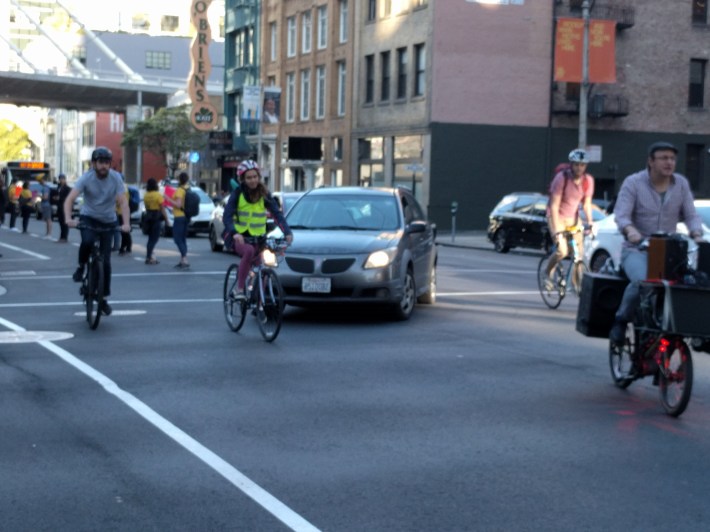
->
xmin=609 ymin=321 xmax=627 ymax=346
xmin=543 ymin=277 xmax=555 ymax=292
xmin=233 ymin=291 xmax=247 ymax=302
xmin=100 ymin=300 xmax=112 ymax=316
xmin=72 ymin=267 xmax=84 ymax=283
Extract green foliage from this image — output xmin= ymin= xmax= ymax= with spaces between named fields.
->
xmin=121 ymin=105 xmax=206 ymax=177
xmin=0 ymin=120 xmax=32 ymax=161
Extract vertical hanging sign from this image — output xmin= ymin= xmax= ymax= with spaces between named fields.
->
xmin=189 ymin=0 xmax=219 ymax=130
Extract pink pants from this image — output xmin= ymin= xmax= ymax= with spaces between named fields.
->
xmin=232 ymin=240 xmax=261 ymax=290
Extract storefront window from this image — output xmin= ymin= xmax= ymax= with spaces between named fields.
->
xmin=360 ymin=163 xmax=384 ymax=187
xmin=394 ymin=135 xmax=422 ymax=159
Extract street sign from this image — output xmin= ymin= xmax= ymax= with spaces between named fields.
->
xmin=404 ymin=163 xmax=425 ymax=173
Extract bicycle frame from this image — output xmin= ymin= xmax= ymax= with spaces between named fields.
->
xmin=538 ymin=227 xmax=588 ymax=309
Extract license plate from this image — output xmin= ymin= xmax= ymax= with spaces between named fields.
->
xmin=302 ymin=277 xmax=331 ymax=293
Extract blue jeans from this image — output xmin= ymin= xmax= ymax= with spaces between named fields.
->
xmin=172 ymin=216 xmax=188 ymax=259
xmin=615 ymin=247 xmax=648 ymax=323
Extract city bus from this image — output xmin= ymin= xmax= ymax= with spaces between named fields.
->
xmin=2 ymin=161 xmax=53 ymax=187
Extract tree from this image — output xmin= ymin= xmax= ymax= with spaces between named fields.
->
xmin=121 ymin=105 xmax=206 ymax=178
xmin=0 ymin=120 xmax=32 ymax=161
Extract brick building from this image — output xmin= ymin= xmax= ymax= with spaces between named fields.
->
xmin=224 ymin=0 xmax=710 ymax=230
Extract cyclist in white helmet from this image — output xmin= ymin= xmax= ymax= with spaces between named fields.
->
xmin=543 ymin=148 xmax=595 ymax=290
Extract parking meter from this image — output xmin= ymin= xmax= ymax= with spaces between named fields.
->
xmin=451 ymin=201 xmax=458 ymax=242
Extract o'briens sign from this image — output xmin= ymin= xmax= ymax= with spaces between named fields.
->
xmin=189 ymin=0 xmax=219 ymax=130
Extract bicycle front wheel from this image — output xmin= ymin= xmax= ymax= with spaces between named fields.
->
xmin=658 ymin=337 xmax=693 ymax=417
xmin=86 ymin=259 xmax=104 ymax=330
xmin=223 ymin=264 xmax=247 ymax=332
xmin=256 ymin=268 xmax=284 ymax=342
xmin=537 ymin=255 xmax=563 ymax=309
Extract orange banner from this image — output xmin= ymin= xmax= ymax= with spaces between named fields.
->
xmin=554 ymin=18 xmax=616 ymax=84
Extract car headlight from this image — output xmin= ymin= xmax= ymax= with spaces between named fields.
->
xmin=364 ymin=248 xmax=396 ymax=269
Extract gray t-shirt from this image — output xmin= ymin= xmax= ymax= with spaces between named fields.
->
xmin=75 ymin=168 xmax=126 ymax=224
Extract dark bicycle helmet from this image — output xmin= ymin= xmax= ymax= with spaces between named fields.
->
xmin=91 ymin=146 xmax=113 ymax=161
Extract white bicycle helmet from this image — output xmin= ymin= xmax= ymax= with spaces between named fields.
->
xmin=237 ymin=159 xmax=260 ymax=179
xmin=568 ymin=149 xmax=589 ymax=163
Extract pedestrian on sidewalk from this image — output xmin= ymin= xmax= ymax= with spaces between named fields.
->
xmin=19 ymin=181 xmax=33 ymax=233
xmin=56 ymin=174 xmax=71 ymax=242
xmin=164 ymin=172 xmax=191 ymax=269
xmin=142 ymin=177 xmax=168 ymax=264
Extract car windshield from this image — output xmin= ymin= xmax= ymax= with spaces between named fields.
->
xmin=287 ymin=194 xmax=400 ymax=230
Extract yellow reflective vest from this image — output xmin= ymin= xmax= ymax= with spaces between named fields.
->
xmin=233 ymin=193 xmax=267 ymax=236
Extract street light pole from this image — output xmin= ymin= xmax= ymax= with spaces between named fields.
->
xmin=578 ymin=0 xmax=590 ymax=150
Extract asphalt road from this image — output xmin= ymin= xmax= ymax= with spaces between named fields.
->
xmin=2 ymin=218 xmax=710 ymax=531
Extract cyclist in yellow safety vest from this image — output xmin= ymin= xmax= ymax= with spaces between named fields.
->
xmin=221 ymin=160 xmax=293 ymax=301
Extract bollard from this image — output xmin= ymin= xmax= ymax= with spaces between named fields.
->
xmin=451 ymin=201 xmax=458 ymax=243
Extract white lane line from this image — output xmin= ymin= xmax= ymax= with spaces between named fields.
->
xmin=439 ymin=291 xmax=541 ymax=297
xmin=0 ymin=242 xmax=50 ymax=259
xmin=0 ymin=299 xmax=222 ymax=309
xmin=0 ymin=316 xmax=320 ymax=532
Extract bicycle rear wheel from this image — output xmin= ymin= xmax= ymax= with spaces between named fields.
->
xmin=570 ymin=261 xmax=588 ymax=297
xmin=609 ymin=323 xmax=636 ymax=389
xmin=537 ymin=255 xmax=563 ymax=309
xmin=256 ymin=268 xmax=284 ymax=342
xmin=86 ymin=259 xmax=104 ymax=330
xmin=223 ymin=264 xmax=247 ymax=332
xmin=658 ymin=337 xmax=693 ymax=417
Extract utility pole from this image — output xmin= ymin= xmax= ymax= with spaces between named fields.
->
xmin=578 ymin=0 xmax=591 ymax=150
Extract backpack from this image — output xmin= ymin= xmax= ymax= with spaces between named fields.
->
xmin=128 ymin=187 xmax=140 ymax=213
xmin=183 ymin=188 xmax=200 ymax=219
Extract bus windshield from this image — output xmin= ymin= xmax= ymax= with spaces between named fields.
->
xmin=2 ymin=161 xmax=52 ymax=185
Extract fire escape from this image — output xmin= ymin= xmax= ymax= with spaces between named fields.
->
xmin=552 ymin=1 xmax=635 ymax=119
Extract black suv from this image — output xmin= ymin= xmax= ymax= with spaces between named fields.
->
xmin=487 ymin=192 xmax=551 ymax=253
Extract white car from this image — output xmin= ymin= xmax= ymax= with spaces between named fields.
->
xmin=584 ymin=199 xmax=710 ymax=272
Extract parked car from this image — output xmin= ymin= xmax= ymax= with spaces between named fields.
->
xmin=208 ymin=191 xmax=304 ymax=252
xmin=269 ymin=186 xmax=437 ymax=320
xmin=151 ymin=186 xmax=215 ymax=237
xmin=487 ymin=192 xmax=606 ymax=254
xmin=584 ymin=199 xmax=710 ymax=272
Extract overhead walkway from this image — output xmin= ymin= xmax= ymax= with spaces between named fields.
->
xmin=0 ymin=70 xmax=180 ymax=112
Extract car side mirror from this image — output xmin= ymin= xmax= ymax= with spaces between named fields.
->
xmin=407 ymin=221 xmax=427 ymax=234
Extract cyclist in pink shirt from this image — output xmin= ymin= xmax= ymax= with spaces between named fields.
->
xmin=543 ymin=149 xmax=595 ymax=290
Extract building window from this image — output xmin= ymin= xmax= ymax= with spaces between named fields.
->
xmin=302 ymin=11 xmax=312 ymax=53
xmin=686 ymin=144 xmax=705 ymax=190
xmin=300 ymin=69 xmax=311 ymax=120
xmin=72 ymin=46 xmax=87 ymax=65
xmin=333 ymin=137 xmax=343 ymax=161
xmin=317 ymin=5 xmax=328 ymax=49
xmin=316 ymin=65 xmax=326 ymax=119
xmin=380 ymin=51 xmax=390 ymax=101
xmin=339 ymin=0 xmax=348 ymax=43
xmin=383 ymin=0 xmax=391 ymax=17
xmin=82 ymin=122 xmax=95 ymax=147
xmin=337 ymin=60 xmax=346 ymax=116
xmin=689 ymin=59 xmax=706 ymax=108
xmin=396 ymin=47 xmax=407 ymax=99
xmin=161 ymin=15 xmax=179 ymax=32
xmin=132 ymin=13 xmax=150 ymax=30
xmin=365 ymin=55 xmax=375 ymax=104
xmin=286 ymin=72 xmax=295 ymax=122
xmin=268 ymin=75 xmax=277 ymax=87
xmin=367 ymin=0 xmax=377 ymax=21
xmin=270 ymin=22 xmax=277 ymax=62
xmin=145 ymin=51 xmax=171 ymax=70
xmin=287 ymin=16 xmax=296 ymax=57
xmin=413 ymin=43 xmax=426 ymax=97
xmin=692 ymin=0 xmax=708 ymax=24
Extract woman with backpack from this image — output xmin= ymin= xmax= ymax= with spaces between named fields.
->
xmin=142 ymin=178 xmax=168 ymax=265
xmin=164 ymin=172 xmax=192 ymax=269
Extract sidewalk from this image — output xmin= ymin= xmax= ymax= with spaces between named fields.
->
xmin=435 ymin=230 xmax=490 ymax=250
